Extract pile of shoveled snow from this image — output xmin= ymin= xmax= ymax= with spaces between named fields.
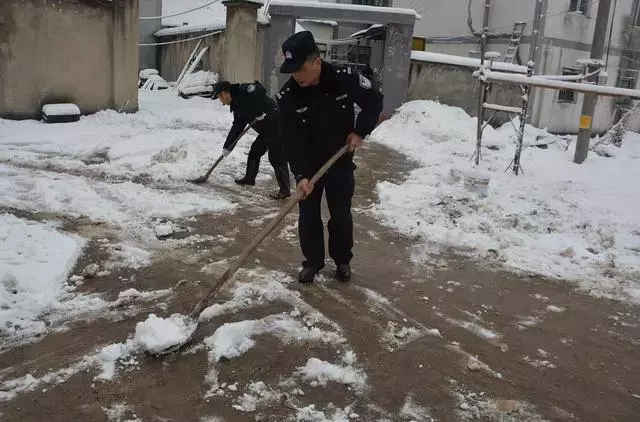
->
xmin=370 ymin=100 xmax=640 ymax=303
xmin=0 ymin=213 xmax=98 ymax=341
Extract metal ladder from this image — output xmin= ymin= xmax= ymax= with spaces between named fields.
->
xmin=503 ymin=22 xmax=527 ymax=63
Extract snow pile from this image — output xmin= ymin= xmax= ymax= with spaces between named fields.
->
xmin=93 ymin=313 xmax=197 ymax=381
xmin=370 ymin=100 xmax=640 ymax=303
xmin=133 ymin=313 xmax=196 ymax=355
xmin=295 ymin=355 xmax=366 ymax=390
xmin=204 ymin=313 xmax=345 ymax=362
xmin=0 ymin=214 xmax=86 ymax=339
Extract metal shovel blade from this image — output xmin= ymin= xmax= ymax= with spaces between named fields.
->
xmin=188 ymin=176 xmax=209 ymax=184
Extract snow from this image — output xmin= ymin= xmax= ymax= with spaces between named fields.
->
xmin=270 ymin=0 xmax=421 ymax=18
xmin=0 ymin=214 xmax=86 ymax=339
xmin=369 ymin=100 xmax=640 ymax=303
xmin=204 ymin=313 xmax=345 ymax=362
xmin=139 ymin=69 xmax=159 ymax=79
xmin=296 ymin=357 xmax=366 ymax=389
xmin=411 ymin=51 xmax=528 ymax=74
xmin=481 ymin=69 xmax=640 ymax=99
xmin=154 ymin=24 xmax=224 ymax=37
xmin=42 ymin=103 xmax=80 ymax=116
xmin=0 ymin=165 xmax=232 ymax=225
xmin=133 ymin=313 xmax=197 ymax=354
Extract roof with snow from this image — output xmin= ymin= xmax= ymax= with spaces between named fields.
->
xmin=269 ymin=0 xmax=419 ymax=25
xmin=156 ymin=0 xmax=420 ymax=37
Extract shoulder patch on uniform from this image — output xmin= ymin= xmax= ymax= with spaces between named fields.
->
xmin=359 ymin=74 xmax=372 ymax=89
xmin=296 ymin=107 xmax=308 ymax=113
xmin=247 ymin=84 xmax=255 ymax=93
xmin=276 ymin=92 xmax=282 ymax=100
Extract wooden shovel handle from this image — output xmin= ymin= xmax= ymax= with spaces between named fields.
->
xmin=189 ymin=145 xmax=349 ymax=318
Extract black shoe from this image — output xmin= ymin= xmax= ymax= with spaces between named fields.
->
xmin=298 ymin=267 xmax=318 ymax=284
xmin=235 ymin=158 xmax=259 ymax=186
xmin=273 ymin=165 xmax=291 ymax=199
xmin=234 ymin=177 xmax=255 ymax=186
xmin=336 ymin=264 xmax=351 ymax=282
xmin=269 ymin=190 xmax=291 ymax=200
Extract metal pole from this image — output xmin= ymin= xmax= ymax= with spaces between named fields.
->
xmin=573 ymin=0 xmax=613 ymax=164
xmin=474 ymin=0 xmax=491 ymax=165
xmin=513 ymin=0 xmax=543 ymax=175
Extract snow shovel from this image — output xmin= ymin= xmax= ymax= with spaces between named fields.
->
xmin=188 ymin=113 xmax=266 ymax=184
xmin=159 ymin=145 xmax=350 ymax=355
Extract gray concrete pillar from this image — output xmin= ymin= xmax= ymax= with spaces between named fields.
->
xmin=223 ymin=0 xmax=262 ymax=83
xmin=262 ymin=14 xmax=295 ymax=97
xmin=112 ymin=0 xmax=139 ymax=112
xmin=381 ymin=23 xmax=413 ymax=118
xmin=139 ymin=0 xmax=162 ymax=70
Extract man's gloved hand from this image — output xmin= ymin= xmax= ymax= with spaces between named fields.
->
xmin=222 ymin=149 xmax=231 ymax=157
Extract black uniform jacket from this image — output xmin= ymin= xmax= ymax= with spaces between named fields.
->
xmin=223 ymin=82 xmax=280 ymax=151
xmin=276 ymin=61 xmax=384 ymax=182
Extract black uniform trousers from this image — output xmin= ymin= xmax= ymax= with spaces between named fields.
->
xmin=298 ymin=167 xmax=355 ymax=270
xmin=247 ymin=119 xmax=287 ymax=169
xmin=248 ymin=133 xmax=287 ymax=169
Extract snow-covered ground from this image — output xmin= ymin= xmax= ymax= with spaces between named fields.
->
xmin=0 ymin=91 xmax=270 ymax=344
xmin=370 ymin=100 xmax=640 ymax=303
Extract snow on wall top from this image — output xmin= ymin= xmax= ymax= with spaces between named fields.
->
xmin=270 ymin=0 xmax=421 ymax=19
xmin=155 ymin=22 xmax=225 ymax=37
xmin=159 ymin=0 xmax=269 ymax=36
xmin=411 ymin=51 xmax=528 ymax=74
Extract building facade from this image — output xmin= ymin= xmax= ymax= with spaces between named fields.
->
xmin=393 ymin=0 xmax=640 ymax=133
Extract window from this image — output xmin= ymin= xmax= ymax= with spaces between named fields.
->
xmin=558 ymin=66 xmax=581 ymax=103
xmin=412 ymin=37 xmax=426 ymax=51
xmin=569 ymin=0 xmax=588 ymax=15
xmin=352 ymin=0 xmax=390 ymax=6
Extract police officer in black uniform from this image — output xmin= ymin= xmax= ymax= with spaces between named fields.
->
xmin=276 ymin=31 xmax=383 ymax=284
xmin=213 ymin=80 xmax=291 ymax=200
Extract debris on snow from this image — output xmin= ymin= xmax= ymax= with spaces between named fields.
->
xmin=399 ymin=394 xmax=435 ymax=421
xmin=81 ymin=263 xmax=100 ymax=278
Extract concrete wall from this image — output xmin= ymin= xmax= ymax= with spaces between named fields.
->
xmin=157 ymin=27 xmax=266 ymax=82
xmin=407 ymin=60 xmax=525 ymax=126
xmin=0 ymin=0 xmax=139 ymax=120
xmin=139 ymin=0 xmax=162 ymax=69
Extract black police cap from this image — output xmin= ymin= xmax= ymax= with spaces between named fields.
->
xmin=280 ymin=31 xmax=319 ymax=74
xmin=212 ymin=80 xmax=231 ymax=98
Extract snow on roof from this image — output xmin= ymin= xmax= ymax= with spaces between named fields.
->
xmin=270 ymin=0 xmax=421 ymax=19
xmin=350 ymin=23 xmax=384 ymax=38
xmin=159 ymin=0 xmax=269 ymax=36
xmin=295 ymin=21 xmax=306 ymax=33
xmin=297 ymin=18 xmax=338 ymax=26
xmin=411 ymin=51 xmax=528 ymax=74
xmin=155 ymin=22 xmax=225 ymax=37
